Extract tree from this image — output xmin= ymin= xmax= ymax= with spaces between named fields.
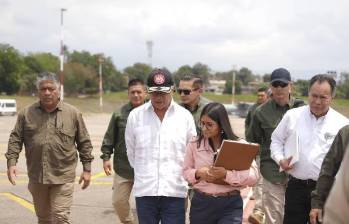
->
xmin=192 ymin=62 xmax=211 ymax=84
xmin=64 ymin=62 xmax=98 ymax=95
xmin=223 ymin=79 xmax=242 ymax=94
xmin=294 ymin=79 xmax=309 ymax=97
xmin=0 ymin=44 xmax=24 ymax=94
xmin=19 ymin=53 xmax=60 ymax=94
xmin=337 ymin=72 xmax=349 ymax=99
xmin=68 ymin=50 xmax=126 ymax=92
xmin=237 ymin=67 xmax=255 ymax=85
xmin=262 ymin=73 xmax=271 ymax=83
xmin=173 ymin=65 xmax=193 ymax=86
xmin=124 ymin=63 xmax=152 ymax=82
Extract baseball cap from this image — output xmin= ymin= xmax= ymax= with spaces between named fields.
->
xmin=270 ymin=68 xmax=291 ymax=84
xmin=147 ymin=69 xmax=174 ymax=93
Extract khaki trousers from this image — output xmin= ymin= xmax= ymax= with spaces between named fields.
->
xmin=262 ymin=179 xmax=286 ymax=224
xmin=252 ymin=156 xmax=263 ymax=210
xmin=28 ymin=182 xmax=74 ymax=224
xmin=112 ymin=174 xmax=138 ymax=224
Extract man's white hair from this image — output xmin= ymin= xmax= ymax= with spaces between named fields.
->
xmin=36 ymin=72 xmax=60 ymax=90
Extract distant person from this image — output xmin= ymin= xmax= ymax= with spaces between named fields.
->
xmin=271 ymin=74 xmax=349 ymax=224
xmin=310 ymin=125 xmax=349 ymax=224
xmin=245 ymin=86 xmax=269 ymax=224
xmin=247 ymin=68 xmax=305 ymax=224
xmin=323 ymin=146 xmax=349 ymax=224
xmin=5 ymin=72 xmax=94 ymax=224
xmin=183 ymin=102 xmax=259 ymax=224
xmin=125 ymin=69 xmax=196 ymax=224
xmin=178 ymin=74 xmax=209 ymax=131
xmin=245 ymin=86 xmax=269 ymax=139
xmin=100 ymin=79 xmax=147 ymax=224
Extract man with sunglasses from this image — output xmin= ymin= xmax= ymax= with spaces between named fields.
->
xmin=271 ymin=74 xmax=349 ymax=224
xmin=245 ymin=86 xmax=269 ymax=224
xmin=178 ymin=75 xmax=209 ymax=132
xmin=247 ymin=68 xmax=305 ymax=224
xmin=125 ymin=69 xmax=196 ymax=224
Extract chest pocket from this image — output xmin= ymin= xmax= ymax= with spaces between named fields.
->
xmin=134 ymin=125 xmax=152 ymax=149
xmin=56 ymin=128 xmax=75 ymax=146
xmin=115 ymin=117 xmax=127 ymax=146
xmin=23 ymin=124 xmax=37 ymax=136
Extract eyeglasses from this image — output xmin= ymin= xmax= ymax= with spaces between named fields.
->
xmin=271 ymin=81 xmax=289 ymax=88
xmin=198 ymin=121 xmax=216 ymax=130
xmin=177 ymin=88 xmax=199 ymax=95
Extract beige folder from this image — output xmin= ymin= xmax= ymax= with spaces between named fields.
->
xmin=214 ymin=140 xmax=259 ymax=171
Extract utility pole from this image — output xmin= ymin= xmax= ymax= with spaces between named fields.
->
xmin=98 ymin=56 xmax=104 ymax=111
xmin=146 ymin=40 xmax=153 ymax=67
xmin=59 ymin=8 xmax=67 ymax=100
xmin=232 ymin=65 xmax=237 ymax=104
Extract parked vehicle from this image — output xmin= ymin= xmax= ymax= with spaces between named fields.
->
xmin=236 ymin=102 xmax=254 ymax=118
xmin=0 ymin=99 xmax=17 ymax=116
xmin=223 ymin=103 xmax=238 ymax=115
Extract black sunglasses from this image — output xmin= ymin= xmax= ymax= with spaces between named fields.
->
xmin=272 ymin=81 xmax=288 ymax=88
xmin=177 ymin=88 xmax=199 ymax=95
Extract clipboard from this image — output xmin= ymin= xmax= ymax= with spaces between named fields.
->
xmin=214 ymin=140 xmax=259 ymax=171
xmin=211 ymin=140 xmax=259 ymax=185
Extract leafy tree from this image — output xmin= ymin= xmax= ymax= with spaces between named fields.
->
xmin=19 ymin=53 xmax=60 ymax=94
xmin=294 ymin=79 xmax=309 ymax=97
xmin=173 ymin=65 xmax=193 ymax=86
xmin=337 ymin=72 xmax=349 ymax=99
xmin=192 ymin=62 xmax=211 ymax=84
xmin=262 ymin=73 xmax=271 ymax=83
xmin=223 ymin=79 xmax=242 ymax=94
xmin=64 ymin=62 xmax=98 ymax=95
xmin=68 ymin=51 xmax=126 ymax=92
xmin=0 ymin=44 xmax=24 ymax=94
xmin=124 ymin=63 xmax=152 ymax=82
xmin=237 ymin=67 xmax=255 ymax=85
xmin=30 ymin=53 xmax=59 ymax=73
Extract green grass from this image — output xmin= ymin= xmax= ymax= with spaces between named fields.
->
xmin=4 ymin=93 xmax=349 ymax=117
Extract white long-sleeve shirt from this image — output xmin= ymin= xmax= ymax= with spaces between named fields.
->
xmin=125 ymin=100 xmax=196 ymax=198
xmin=271 ymin=105 xmax=349 ymax=181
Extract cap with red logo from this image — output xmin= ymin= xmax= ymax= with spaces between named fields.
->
xmin=147 ymin=68 xmax=174 ymax=93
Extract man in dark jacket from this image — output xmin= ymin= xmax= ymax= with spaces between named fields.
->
xmin=100 ymin=79 xmax=147 ymax=224
xmin=247 ymin=68 xmax=305 ymax=224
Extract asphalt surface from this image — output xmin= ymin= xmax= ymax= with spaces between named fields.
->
xmin=0 ymin=113 xmax=253 ymax=224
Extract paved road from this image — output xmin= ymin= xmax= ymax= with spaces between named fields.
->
xmin=0 ymin=113 xmax=254 ymax=224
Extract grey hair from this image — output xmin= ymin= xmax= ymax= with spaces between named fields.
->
xmin=36 ymin=72 xmax=60 ymax=90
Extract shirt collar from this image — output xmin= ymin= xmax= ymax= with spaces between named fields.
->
xmin=271 ymin=95 xmax=295 ymax=109
xmin=35 ymin=100 xmax=62 ymax=112
xmin=146 ymin=98 xmax=175 ymax=113
xmin=307 ymin=105 xmax=332 ymax=121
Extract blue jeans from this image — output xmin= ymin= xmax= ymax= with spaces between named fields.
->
xmin=136 ymin=196 xmax=185 ymax=224
xmin=190 ymin=191 xmax=243 ymax=224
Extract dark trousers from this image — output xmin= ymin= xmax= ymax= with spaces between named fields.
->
xmin=283 ymin=176 xmax=317 ymax=224
xmin=190 ymin=191 xmax=243 ymax=224
xmin=135 ymin=196 xmax=185 ymax=224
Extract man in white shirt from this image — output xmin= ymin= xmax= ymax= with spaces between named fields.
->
xmin=271 ymin=74 xmax=349 ymax=224
xmin=125 ymin=68 xmax=196 ymax=224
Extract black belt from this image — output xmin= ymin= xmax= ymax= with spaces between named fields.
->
xmin=194 ymin=189 xmax=240 ymax=198
xmin=288 ymin=175 xmax=316 ymax=187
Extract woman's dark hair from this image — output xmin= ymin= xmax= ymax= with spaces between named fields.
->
xmin=197 ymin=102 xmax=239 ymax=148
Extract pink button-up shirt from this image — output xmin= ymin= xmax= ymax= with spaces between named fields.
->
xmin=183 ymin=137 xmax=259 ymax=195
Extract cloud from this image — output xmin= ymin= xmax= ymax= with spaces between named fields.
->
xmin=0 ymin=0 xmax=348 ymax=78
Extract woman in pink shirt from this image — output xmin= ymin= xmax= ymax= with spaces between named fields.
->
xmin=183 ymin=102 xmax=259 ymax=224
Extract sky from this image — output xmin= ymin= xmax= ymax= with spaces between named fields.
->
xmin=1 ymin=0 xmax=348 ymax=80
